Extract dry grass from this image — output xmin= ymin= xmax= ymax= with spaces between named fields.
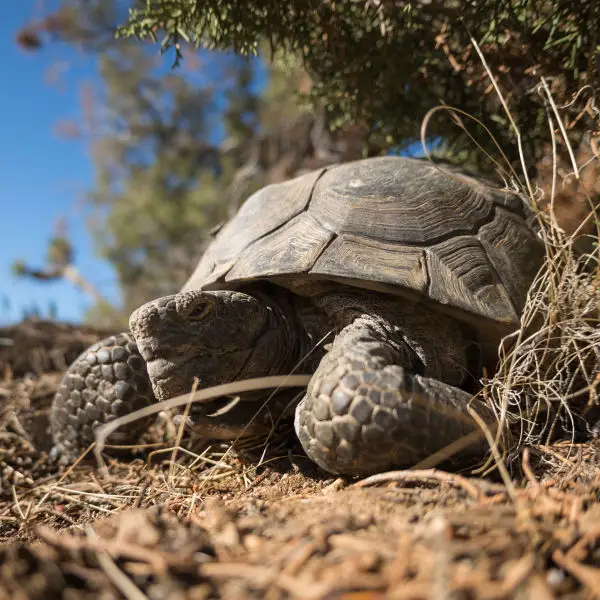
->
xmin=480 ymin=74 xmax=600 ymax=468
xmin=419 ymin=37 xmax=600 ymax=476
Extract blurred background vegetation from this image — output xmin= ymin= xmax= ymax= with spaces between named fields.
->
xmin=12 ymin=0 xmax=600 ymax=328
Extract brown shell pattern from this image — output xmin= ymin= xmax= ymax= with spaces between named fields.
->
xmin=182 ymin=157 xmax=544 ymax=328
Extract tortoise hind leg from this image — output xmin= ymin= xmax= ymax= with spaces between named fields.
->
xmin=51 ymin=333 xmax=156 ymax=460
xmin=294 ymin=315 xmax=494 ymax=475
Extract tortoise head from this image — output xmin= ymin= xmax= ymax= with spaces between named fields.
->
xmin=129 ymin=290 xmax=279 ymax=401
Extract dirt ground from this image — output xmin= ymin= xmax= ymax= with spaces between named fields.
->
xmin=0 ymin=320 xmax=599 ymax=599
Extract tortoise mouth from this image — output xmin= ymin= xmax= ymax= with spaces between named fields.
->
xmin=134 ymin=333 xmax=203 ymax=398
xmin=141 ymin=342 xmax=255 ymax=402
xmin=145 ymin=357 xmax=190 ymax=400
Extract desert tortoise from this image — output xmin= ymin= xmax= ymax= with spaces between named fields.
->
xmin=51 ymin=156 xmax=544 ymax=475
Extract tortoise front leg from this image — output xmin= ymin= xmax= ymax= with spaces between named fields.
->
xmin=51 ymin=333 xmax=156 ymax=460
xmin=294 ymin=317 xmax=494 ymax=476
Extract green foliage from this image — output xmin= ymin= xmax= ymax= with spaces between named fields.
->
xmin=11 ymin=260 xmax=27 ymax=277
xmin=119 ymin=0 xmax=600 ymax=169
xmin=47 ymin=237 xmax=73 ymax=267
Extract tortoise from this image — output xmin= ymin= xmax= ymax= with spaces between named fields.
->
xmin=51 ymin=156 xmax=544 ymax=475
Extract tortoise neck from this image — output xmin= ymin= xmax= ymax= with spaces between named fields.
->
xmin=236 ymin=285 xmax=317 ymax=378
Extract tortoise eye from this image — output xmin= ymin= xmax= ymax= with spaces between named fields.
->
xmin=187 ymin=298 xmax=214 ymax=322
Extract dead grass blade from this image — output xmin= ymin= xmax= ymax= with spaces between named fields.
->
xmin=93 ymin=375 xmax=311 ymax=462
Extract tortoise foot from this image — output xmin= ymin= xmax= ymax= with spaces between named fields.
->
xmin=294 ymin=324 xmax=493 ymax=476
xmin=51 ymin=333 xmax=155 ymax=460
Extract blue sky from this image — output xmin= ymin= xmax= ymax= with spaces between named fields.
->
xmin=0 ymin=2 xmax=120 ymax=325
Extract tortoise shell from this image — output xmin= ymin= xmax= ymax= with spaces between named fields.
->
xmin=182 ymin=156 xmax=543 ymax=331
